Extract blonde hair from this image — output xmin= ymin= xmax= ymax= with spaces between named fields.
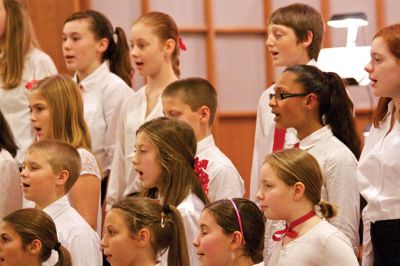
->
xmin=264 ymin=149 xmax=337 ymax=219
xmin=1 ymin=0 xmax=35 ymax=89
xmin=137 ymin=117 xmax=209 ymax=207
xmin=133 ymin=11 xmax=180 ymax=77
xmin=27 ymin=140 xmax=81 ymax=193
xmin=30 ymin=75 xmax=91 ymax=150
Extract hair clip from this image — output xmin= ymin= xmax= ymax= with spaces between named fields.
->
xmin=163 ymin=204 xmax=171 ymax=215
xmin=25 ymin=80 xmax=39 ymax=90
xmin=178 ymin=36 xmax=187 ymax=51
xmin=161 ymin=213 xmax=166 ymax=228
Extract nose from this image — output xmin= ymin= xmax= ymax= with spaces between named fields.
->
xmin=131 ymin=152 xmax=138 ymax=166
xmin=130 ymin=45 xmax=139 ymax=58
xmin=192 ymin=235 xmax=200 ymax=248
xmin=269 ymin=94 xmax=277 ymax=108
xmin=364 ymin=61 xmax=372 ymax=73
xmin=100 ymin=236 xmax=107 ymax=249
xmin=265 ymin=33 xmax=274 ymax=48
xmin=30 ymin=110 xmax=36 ymax=122
xmin=256 ymin=187 xmax=263 ymax=202
xmin=20 ymin=167 xmax=28 ymax=179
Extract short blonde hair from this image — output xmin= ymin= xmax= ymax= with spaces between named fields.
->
xmin=27 ymin=140 xmax=81 ymax=192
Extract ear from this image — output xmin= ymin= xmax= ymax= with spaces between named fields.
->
xmin=304 ymin=93 xmax=318 ymax=111
xmin=56 ymin=170 xmax=69 ymax=187
xmin=292 ymin=182 xmax=305 ymax=201
xmin=164 ymin=38 xmax=176 ymax=56
xmin=27 ymin=239 xmax=42 ymax=256
xmin=97 ymin=37 xmax=109 ymax=54
xmin=198 ymin=105 xmax=211 ymax=126
xmin=301 ymin=30 xmax=313 ymax=48
xmin=136 ymin=228 xmax=151 ymax=248
xmin=229 ymin=231 xmax=245 ymax=251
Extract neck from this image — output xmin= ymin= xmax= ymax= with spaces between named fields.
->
xmin=146 ymin=63 xmax=177 ymax=92
xmin=286 ymin=56 xmax=312 ymax=68
xmin=296 ymin=119 xmax=323 ymax=140
xmin=77 ymin=60 xmax=102 ymax=82
xmin=35 ymin=193 xmax=64 ymax=210
xmin=232 ymin=254 xmax=253 ymax=266
xmin=131 ymin=248 xmax=157 ymax=266
xmin=196 ymin=127 xmax=212 ymax=142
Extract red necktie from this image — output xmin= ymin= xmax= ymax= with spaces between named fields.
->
xmin=194 ymin=157 xmax=209 ymax=194
xmin=273 ymin=128 xmax=286 ymax=152
xmin=272 ymin=210 xmax=316 ymax=241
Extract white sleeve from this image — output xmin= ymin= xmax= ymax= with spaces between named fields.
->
xmin=68 ymin=232 xmax=102 ymax=266
xmin=101 ymin=84 xmax=132 ymax=171
xmin=321 ymin=232 xmax=359 ymax=266
xmin=179 ymin=208 xmax=201 ymax=266
xmin=0 ymin=154 xmax=22 ymax=217
xmin=78 ymin=148 xmax=101 ymax=179
xmin=31 ymin=52 xmax=57 ymax=79
xmin=106 ymin=101 xmax=128 ymax=211
xmin=250 ymin=88 xmax=274 ymax=201
xmin=324 ymin=150 xmax=360 ymax=254
xmin=208 ymin=165 xmax=244 ymax=201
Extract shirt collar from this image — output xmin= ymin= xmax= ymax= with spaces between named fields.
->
xmin=299 ymin=125 xmax=333 ymax=150
xmin=196 ymin=135 xmax=215 ymax=155
xmin=74 ymin=61 xmax=110 ymax=92
xmin=42 ymin=195 xmax=70 ymax=220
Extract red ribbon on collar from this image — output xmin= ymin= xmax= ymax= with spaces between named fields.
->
xmin=25 ymin=80 xmax=39 ymax=90
xmin=178 ymin=36 xmax=187 ymax=51
xmin=194 ymin=157 xmax=209 ymax=194
xmin=272 ymin=210 xmax=316 ymax=241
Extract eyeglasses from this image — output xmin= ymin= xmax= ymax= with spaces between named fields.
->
xmin=269 ymin=92 xmax=309 ymax=101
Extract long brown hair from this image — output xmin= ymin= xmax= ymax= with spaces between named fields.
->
xmin=204 ymin=198 xmax=265 ymax=264
xmin=371 ymin=24 xmax=400 ymax=127
xmin=133 ymin=11 xmax=181 ymax=77
xmin=112 ymin=197 xmax=190 ymax=266
xmin=264 ymin=149 xmax=337 ymax=219
xmin=137 ymin=117 xmax=209 ymax=206
xmin=64 ymin=10 xmax=131 ymax=86
xmin=30 ymin=75 xmax=91 ymax=150
xmin=1 ymin=0 xmax=34 ymax=89
xmin=3 ymin=208 xmax=72 ymax=266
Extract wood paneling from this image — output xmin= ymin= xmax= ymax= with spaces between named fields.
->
xmin=27 ymin=0 xmax=82 ymax=74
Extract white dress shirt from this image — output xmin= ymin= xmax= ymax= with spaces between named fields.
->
xmin=106 ymin=86 xmax=164 ymax=210
xmin=357 ymin=101 xmax=400 ymax=266
xmin=160 ymin=193 xmax=204 ymax=266
xmin=43 ymin=196 xmax=101 ymax=266
xmin=0 ymin=149 xmax=22 ymax=218
xmin=249 ymin=60 xmax=317 ymax=201
xmin=300 ymin=126 xmax=360 ymax=253
xmin=267 ymin=220 xmax=359 ymax=266
xmin=196 ymin=135 xmax=244 ymax=201
xmin=76 ymin=62 xmax=133 ymax=174
xmin=0 ymin=48 xmax=57 ymax=164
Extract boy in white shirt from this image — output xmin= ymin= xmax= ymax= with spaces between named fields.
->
xmin=21 ymin=139 xmax=101 ymax=266
xmin=162 ymin=77 xmax=244 ymax=201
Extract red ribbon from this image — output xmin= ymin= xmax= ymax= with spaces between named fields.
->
xmin=194 ymin=157 xmax=209 ymax=194
xmin=178 ymin=36 xmax=187 ymax=51
xmin=25 ymin=80 xmax=39 ymax=90
xmin=272 ymin=210 xmax=316 ymax=241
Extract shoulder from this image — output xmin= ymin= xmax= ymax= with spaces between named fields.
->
xmin=25 ymin=48 xmax=54 ymax=65
xmin=177 ymin=194 xmax=204 ymax=217
xmin=77 ymin=148 xmax=100 ymax=178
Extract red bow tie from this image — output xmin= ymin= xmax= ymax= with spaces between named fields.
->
xmin=272 ymin=210 xmax=316 ymax=241
xmin=194 ymin=157 xmax=209 ymax=194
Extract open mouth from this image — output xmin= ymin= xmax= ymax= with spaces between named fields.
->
xmin=135 ymin=169 xmax=144 ymax=178
xmin=135 ymin=62 xmax=144 ymax=68
xmin=369 ymin=77 xmax=377 ymax=86
xmin=21 ymin=182 xmax=30 ymax=189
xmin=270 ymin=51 xmax=279 ymax=57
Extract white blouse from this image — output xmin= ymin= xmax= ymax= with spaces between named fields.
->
xmin=76 ymin=62 xmax=133 ymax=174
xmin=0 ymin=48 xmax=57 ymax=164
xmin=357 ymin=101 xmax=400 ymax=266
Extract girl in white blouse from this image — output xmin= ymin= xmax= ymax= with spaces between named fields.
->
xmin=257 ymin=149 xmax=359 ymax=266
xmin=193 ymin=198 xmax=265 ymax=266
xmin=268 ymin=65 xmax=361 ymax=254
xmin=106 ymin=11 xmax=183 ymax=210
xmin=0 ymin=0 xmax=57 ymax=165
xmin=358 ymin=23 xmax=400 ymax=266
xmin=62 ymin=10 xmax=133 ymax=180
xmin=133 ymin=117 xmax=209 ymax=266
xmin=27 ymin=75 xmax=101 ymax=232
xmin=0 ymin=109 xmax=22 ymax=218
xmin=102 ymin=197 xmax=189 ymax=266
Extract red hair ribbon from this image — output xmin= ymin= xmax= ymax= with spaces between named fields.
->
xmin=178 ymin=36 xmax=187 ymax=51
xmin=272 ymin=210 xmax=316 ymax=241
xmin=25 ymin=80 xmax=39 ymax=90
xmin=194 ymin=157 xmax=209 ymax=194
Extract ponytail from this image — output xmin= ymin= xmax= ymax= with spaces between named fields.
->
xmin=317 ymin=199 xmax=337 ymax=219
xmin=323 ymin=72 xmax=361 ymax=159
xmin=55 ymin=245 xmax=72 ymax=266
xmin=284 ymin=65 xmax=361 ymax=159
xmin=164 ymin=204 xmax=190 ymax=266
xmin=107 ymin=26 xmax=132 ymax=86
